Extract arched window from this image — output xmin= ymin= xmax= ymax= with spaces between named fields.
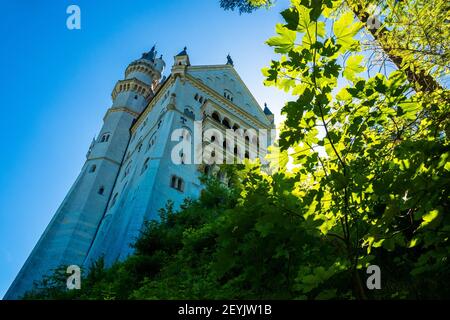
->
xmin=212 ymin=111 xmax=221 ymax=123
xmin=89 ymin=164 xmax=97 ymax=173
xmin=245 ymin=151 xmax=250 ymax=159
xmin=232 ymin=124 xmax=240 ymax=131
xmin=98 ymin=186 xmax=105 ymax=195
xmin=224 ymin=89 xmax=233 ymax=102
xmin=194 ymin=93 xmax=199 ymax=101
xmin=211 ymin=135 xmax=216 ymax=142
xmin=141 ymin=158 xmax=150 ymax=174
xmin=171 ymin=176 xmax=177 ymax=188
xmin=170 ymin=175 xmax=184 ymax=192
xmin=222 ymin=118 xmax=231 ymax=129
xmin=148 ymin=137 xmax=155 ymax=150
xmin=199 ymin=97 xmax=204 ymax=103
xmin=223 ymin=140 xmax=227 ymax=150
xmin=177 ymin=178 xmax=184 ymax=191
xmin=100 ymin=133 xmax=110 ymax=143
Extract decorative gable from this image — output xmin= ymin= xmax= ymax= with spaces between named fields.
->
xmin=187 ymin=65 xmax=273 ymax=127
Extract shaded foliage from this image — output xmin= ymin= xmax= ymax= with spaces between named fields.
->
xmin=24 ymin=162 xmax=450 ymax=299
xmin=219 ymin=0 xmax=273 ymax=13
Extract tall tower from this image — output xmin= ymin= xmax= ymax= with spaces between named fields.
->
xmin=5 ymin=47 xmax=166 ymax=299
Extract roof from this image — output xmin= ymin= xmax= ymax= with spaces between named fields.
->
xmin=176 ymin=47 xmax=188 ymax=56
xmin=263 ymin=104 xmax=273 ymax=115
xmin=141 ymin=45 xmax=157 ymax=62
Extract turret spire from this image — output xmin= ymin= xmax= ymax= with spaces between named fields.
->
xmin=141 ymin=44 xmax=157 ymax=61
xmin=177 ymin=46 xmax=188 ymax=56
xmin=263 ymin=102 xmax=273 ymax=115
xmin=263 ymin=102 xmax=274 ymax=124
xmin=226 ymin=53 xmax=234 ymax=66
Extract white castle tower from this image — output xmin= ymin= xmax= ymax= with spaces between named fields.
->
xmin=5 ymin=46 xmax=275 ymax=299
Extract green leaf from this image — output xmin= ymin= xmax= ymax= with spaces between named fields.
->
xmin=333 ymin=11 xmax=362 ymax=49
xmin=419 ymin=210 xmax=440 ymax=229
xmin=281 ymin=7 xmax=299 ymax=30
xmin=266 ymin=23 xmax=297 ymax=53
xmin=445 ymin=161 xmax=450 ymax=172
xmin=408 ymin=238 xmax=420 ymax=248
xmin=293 ymin=4 xmax=325 ymax=47
xmin=343 ymin=55 xmax=365 ymax=81
xmin=315 ymin=289 xmax=337 ymax=300
xmin=336 ymin=87 xmax=352 ymax=101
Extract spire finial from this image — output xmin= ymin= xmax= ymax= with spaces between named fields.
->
xmin=226 ymin=53 xmax=234 ymax=66
xmin=263 ymin=102 xmax=273 ymax=115
xmin=142 ymin=44 xmax=157 ymax=61
xmin=176 ymin=46 xmax=188 ymax=56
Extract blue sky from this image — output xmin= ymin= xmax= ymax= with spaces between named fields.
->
xmin=0 ymin=0 xmax=292 ymax=298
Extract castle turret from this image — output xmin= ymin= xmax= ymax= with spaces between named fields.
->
xmin=263 ymin=103 xmax=274 ymax=124
xmin=4 ymin=47 xmax=166 ymax=300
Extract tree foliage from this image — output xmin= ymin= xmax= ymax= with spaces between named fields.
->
xmin=24 ymin=170 xmax=342 ymax=299
xmin=347 ymin=0 xmax=449 ymax=93
xmin=219 ymin=0 xmax=273 ymax=13
xmin=262 ymin=0 xmax=449 ymax=298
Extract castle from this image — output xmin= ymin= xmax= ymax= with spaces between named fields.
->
xmin=5 ymin=46 xmax=275 ymax=299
